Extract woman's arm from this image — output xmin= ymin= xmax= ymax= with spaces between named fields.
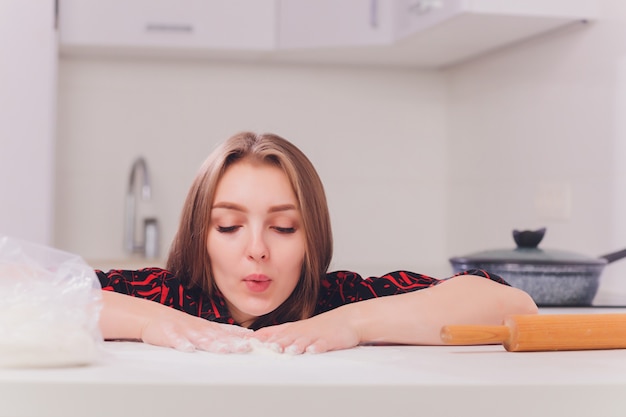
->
xmin=351 ymin=274 xmax=538 ymax=345
xmin=252 ymin=275 xmax=538 ymax=353
xmin=99 ymin=290 xmax=252 ymax=352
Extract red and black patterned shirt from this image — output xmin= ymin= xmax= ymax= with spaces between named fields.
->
xmin=95 ymin=268 xmax=507 ymax=327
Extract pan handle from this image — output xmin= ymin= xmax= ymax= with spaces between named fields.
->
xmin=600 ymin=248 xmax=626 ymax=264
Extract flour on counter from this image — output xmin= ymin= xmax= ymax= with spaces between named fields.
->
xmin=248 ymin=338 xmax=285 ymax=356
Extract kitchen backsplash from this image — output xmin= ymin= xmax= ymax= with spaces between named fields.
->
xmin=55 ymin=57 xmax=448 ymax=277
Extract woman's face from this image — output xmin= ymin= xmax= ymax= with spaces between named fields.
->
xmin=207 ymin=160 xmax=305 ymax=327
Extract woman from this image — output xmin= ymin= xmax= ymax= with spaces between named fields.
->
xmin=98 ymin=132 xmax=537 ymax=354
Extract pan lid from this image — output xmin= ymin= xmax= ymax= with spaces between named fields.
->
xmin=449 ymin=228 xmax=607 ymax=266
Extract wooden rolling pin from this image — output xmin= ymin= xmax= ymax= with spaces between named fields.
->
xmin=440 ymin=313 xmax=626 ymax=352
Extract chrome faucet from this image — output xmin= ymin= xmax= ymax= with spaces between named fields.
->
xmin=125 ymin=157 xmax=158 ymax=257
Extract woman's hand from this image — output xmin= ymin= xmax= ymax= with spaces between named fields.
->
xmin=251 ymin=307 xmax=362 ymax=354
xmin=140 ymin=314 xmax=253 ymax=353
xmin=100 ymin=291 xmax=252 ymax=353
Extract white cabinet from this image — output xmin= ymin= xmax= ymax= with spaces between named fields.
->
xmin=59 ymin=0 xmax=276 ymax=55
xmin=396 ymin=0 xmax=596 ymax=39
xmin=58 ymin=0 xmax=598 ymax=68
xmin=0 ymin=1 xmax=57 ymax=245
xmin=275 ymin=0 xmax=598 ymax=67
xmin=389 ymin=0 xmax=598 ymax=67
xmin=278 ymin=0 xmax=395 ymax=48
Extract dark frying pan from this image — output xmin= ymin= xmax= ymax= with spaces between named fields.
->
xmin=449 ymin=228 xmax=626 ymax=306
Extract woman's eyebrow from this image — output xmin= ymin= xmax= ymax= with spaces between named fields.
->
xmin=212 ymin=202 xmax=246 ymax=212
xmin=268 ymin=204 xmax=297 ymax=213
xmin=211 ymin=202 xmax=297 ymax=213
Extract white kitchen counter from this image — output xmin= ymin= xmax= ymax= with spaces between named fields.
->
xmin=2 ymin=308 xmax=626 ymax=417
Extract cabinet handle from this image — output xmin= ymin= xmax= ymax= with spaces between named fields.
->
xmin=408 ymin=0 xmax=443 ymax=15
xmin=370 ymin=0 xmax=378 ymax=28
xmin=54 ymin=0 xmax=58 ymax=30
xmin=145 ymin=23 xmax=194 ymax=33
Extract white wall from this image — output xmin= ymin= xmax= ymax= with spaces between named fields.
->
xmin=445 ymin=0 xmax=626 ymax=302
xmin=55 ymin=58 xmax=447 ymax=277
xmin=54 ymin=0 xmax=626 ymax=303
xmin=0 ymin=2 xmax=57 ymax=245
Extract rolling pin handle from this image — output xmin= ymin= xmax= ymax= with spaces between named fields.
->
xmin=440 ymin=325 xmax=510 ymax=346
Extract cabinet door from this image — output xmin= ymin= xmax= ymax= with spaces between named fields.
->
xmin=392 ymin=0 xmax=597 ymax=67
xmin=59 ymin=0 xmax=276 ymax=51
xmin=0 ymin=1 xmax=57 ymax=245
xmin=396 ymin=0 xmax=596 ymax=40
xmin=279 ymin=0 xmax=395 ymax=49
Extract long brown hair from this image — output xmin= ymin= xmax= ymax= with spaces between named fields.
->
xmin=167 ymin=132 xmax=333 ymax=329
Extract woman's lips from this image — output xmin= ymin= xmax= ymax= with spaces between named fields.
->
xmin=243 ymin=274 xmax=271 ymax=293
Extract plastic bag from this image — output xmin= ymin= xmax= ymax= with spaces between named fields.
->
xmin=0 ymin=235 xmax=103 ymax=368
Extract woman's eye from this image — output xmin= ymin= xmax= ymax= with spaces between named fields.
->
xmin=217 ymin=225 xmax=240 ymax=233
xmin=273 ymin=226 xmax=296 ymax=234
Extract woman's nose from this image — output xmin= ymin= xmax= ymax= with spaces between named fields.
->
xmin=247 ymin=231 xmax=268 ymax=261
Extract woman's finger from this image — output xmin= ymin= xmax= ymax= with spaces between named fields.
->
xmin=284 ymin=343 xmax=305 ymax=355
xmin=144 ymin=321 xmax=195 ymax=352
xmin=172 ymin=338 xmax=196 ymax=352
